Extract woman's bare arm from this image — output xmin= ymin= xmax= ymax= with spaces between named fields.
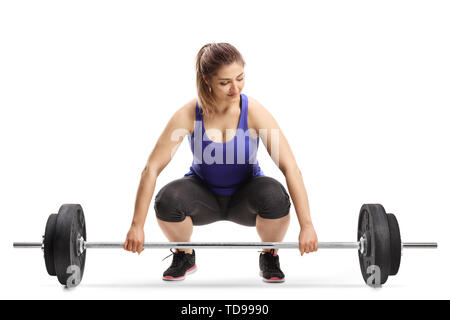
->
xmin=124 ymin=99 xmax=195 ymax=253
xmin=248 ymin=97 xmax=312 ymax=227
xmin=132 ymin=99 xmax=195 ymax=227
xmin=248 ymin=97 xmax=318 ymax=255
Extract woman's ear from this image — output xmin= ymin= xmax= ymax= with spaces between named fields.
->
xmin=202 ymin=75 xmax=209 ymax=86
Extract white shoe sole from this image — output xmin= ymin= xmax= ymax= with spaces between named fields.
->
xmin=259 ymin=270 xmax=285 ymax=283
xmin=162 ymin=265 xmax=197 ymax=281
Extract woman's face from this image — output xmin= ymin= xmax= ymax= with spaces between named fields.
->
xmin=209 ymin=62 xmax=245 ymax=103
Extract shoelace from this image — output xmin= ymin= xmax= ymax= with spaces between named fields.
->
xmin=162 ymin=248 xmax=180 ymax=262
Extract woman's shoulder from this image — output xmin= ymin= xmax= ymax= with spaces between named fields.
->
xmin=184 ymin=98 xmax=197 ymax=115
xmin=246 ymin=95 xmax=264 ymax=129
xmin=182 ymin=98 xmax=197 ymax=135
xmin=246 ymin=95 xmax=264 ymax=114
xmin=166 ymin=98 xmax=197 ymax=136
xmin=246 ymin=95 xmax=278 ymax=131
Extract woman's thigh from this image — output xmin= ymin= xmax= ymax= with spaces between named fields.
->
xmin=154 ymin=176 xmax=226 ymax=226
xmin=226 ymin=176 xmax=291 ymax=227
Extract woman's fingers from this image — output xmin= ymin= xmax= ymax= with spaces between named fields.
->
xmin=123 ymin=239 xmax=143 ymax=254
xmin=299 ymin=242 xmax=305 ymax=256
xmin=132 ymin=240 xmax=139 ymax=253
xmin=301 ymin=241 xmax=318 ymax=254
xmin=128 ymin=240 xmax=135 ymax=252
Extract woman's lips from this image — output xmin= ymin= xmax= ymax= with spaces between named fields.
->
xmin=228 ymin=93 xmax=238 ymax=97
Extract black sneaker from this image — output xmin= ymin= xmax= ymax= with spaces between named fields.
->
xmin=259 ymin=249 xmax=285 ymax=283
xmin=162 ymin=249 xmax=197 ymax=281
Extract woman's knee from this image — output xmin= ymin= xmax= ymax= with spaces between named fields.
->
xmin=251 ymin=177 xmax=291 ymax=219
xmin=154 ymin=178 xmax=192 ymax=222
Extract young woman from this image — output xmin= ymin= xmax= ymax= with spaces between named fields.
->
xmin=123 ymin=43 xmax=318 ymax=282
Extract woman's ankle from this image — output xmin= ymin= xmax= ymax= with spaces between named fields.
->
xmin=176 ymin=248 xmax=193 ymax=254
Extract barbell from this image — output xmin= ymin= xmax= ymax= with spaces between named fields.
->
xmin=13 ymin=203 xmax=437 ymax=288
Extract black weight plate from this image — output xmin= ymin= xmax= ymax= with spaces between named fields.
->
xmin=387 ymin=213 xmax=401 ymax=275
xmin=54 ymin=204 xmax=87 ymax=287
xmin=358 ymin=204 xmax=391 ymax=286
xmin=44 ymin=214 xmax=58 ymax=276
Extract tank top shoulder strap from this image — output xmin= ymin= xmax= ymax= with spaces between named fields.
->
xmin=195 ymin=101 xmax=203 ymax=121
xmin=192 ymin=101 xmax=203 ymax=137
xmin=240 ymin=93 xmax=249 ymax=131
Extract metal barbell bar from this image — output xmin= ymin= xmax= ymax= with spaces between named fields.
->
xmin=12 ymin=203 xmax=439 ymax=287
xmin=13 ymin=240 xmax=438 ymax=251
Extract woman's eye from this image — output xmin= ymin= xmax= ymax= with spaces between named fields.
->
xmin=220 ymin=78 xmax=244 ymax=86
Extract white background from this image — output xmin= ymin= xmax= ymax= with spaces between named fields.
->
xmin=1 ymin=0 xmax=449 ymax=300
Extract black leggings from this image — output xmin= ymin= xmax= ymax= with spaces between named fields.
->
xmin=154 ymin=175 xmax=291 ymax=227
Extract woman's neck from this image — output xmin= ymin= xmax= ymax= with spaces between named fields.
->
xmin=209 ymin=97 xmax=240 ymax=116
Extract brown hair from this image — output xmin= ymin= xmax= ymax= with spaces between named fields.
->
xmin=195 ymin=43 xmax=246 ymax=117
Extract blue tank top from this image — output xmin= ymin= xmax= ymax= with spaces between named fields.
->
xmin=184 ymin=93 xmax=265 ymax=195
